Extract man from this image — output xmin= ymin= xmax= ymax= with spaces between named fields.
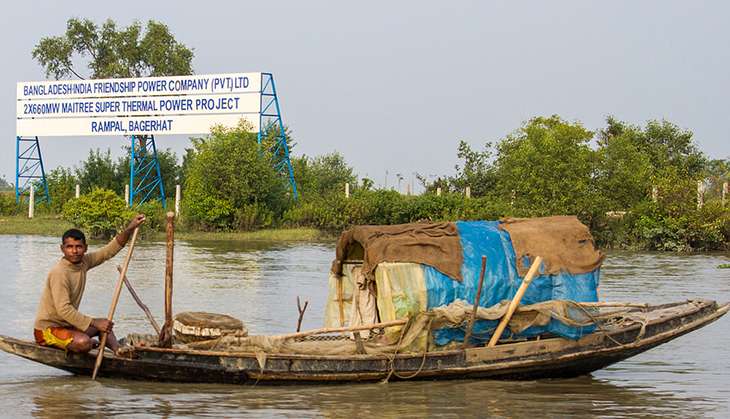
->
xmin=33 ymin=214 xmax=146 ymax=354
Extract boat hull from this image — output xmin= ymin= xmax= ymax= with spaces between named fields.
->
xmin=1 ymin=300 xmax=727 ymax=384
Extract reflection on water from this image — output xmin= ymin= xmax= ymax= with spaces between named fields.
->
xmin=0 ymin=236 xmax=728 ymax=418
xmin=11 ymin=374 xmax=714 ymax=419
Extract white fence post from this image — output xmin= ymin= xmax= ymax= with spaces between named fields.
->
xmin=175 ymin=184 xmax=181 ymax=216
xmin=28 ymin=184 xmax=34 ymax=219
xmin=75 ymin=184 xmax=80 ymax=199
xmin=465 ymin=186 xmax=471 ymax=199
xmin=651 ymin=186 xmax=658 ymax=203
xmin=723 ymin=182 xmax=728 ymax=208
xmin=345 ymin=182 xmax=350 ymax=199
xmin=697 ymin=180 xmax=704 ymax=209
xmin=125 ymin=184 xmax=130 ymax=206
xmin=436 ymin=187 xmax=441 ymax=196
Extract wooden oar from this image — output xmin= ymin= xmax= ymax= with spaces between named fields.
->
xmin=117 ymin=265 xmax=160 ymax=335
xmin=463 ymin=256 xmax=487 ymax=349
xmin=91 ymin=227 xmax=140 ymax=380
xmin=487 ymin=256 xmax=543 ymax=348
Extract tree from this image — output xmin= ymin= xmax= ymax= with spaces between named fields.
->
xmin=62 ymin=188 xmax=133 ymax=239
xmin=293 ymin=152 xmax=357 ymax=199
xmin=33 ymin=18 xmax=193 ymax=79
xmin=603 ymin=117 xmax=706 ymax=178
xmin=494 ymin=115 xmax=596 ymax=217
xmin=45 ymin=167 xmax=78 ymax=212
xmin=448 ymin=140 xmax=497 ymax=197
xmin=76 ymin=149 xmax=118 ymax=194
xmin=595 ymin=119 xmax=653 ymax=210
xmin=182 ymin=121 xmax=290 ymax=230
xmin=703 ymin=158 xmax=729 ymax=200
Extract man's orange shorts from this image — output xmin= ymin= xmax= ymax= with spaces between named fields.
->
xmin=33 ymin=327 xmax=75 ymax=350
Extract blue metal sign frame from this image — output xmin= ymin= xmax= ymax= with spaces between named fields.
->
xmin=15 ymin=72 xmax=297 ymax=208
xmin=15 ymin=136 xmax=50 ymax=204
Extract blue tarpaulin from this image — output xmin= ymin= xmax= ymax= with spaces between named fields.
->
xmin=424 ymin=221 xmax=599 ymax=345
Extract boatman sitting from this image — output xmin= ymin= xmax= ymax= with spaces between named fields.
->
xmin=33 ymin=214 xmax=146 ymax=354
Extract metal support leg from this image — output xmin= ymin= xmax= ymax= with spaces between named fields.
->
xmin=129 ymin=135 xmax=166 ymax=207
xmin=259 ymin=73 xmax=298 ymax=199
xmin=15 ymin=136 xmax=50 ymax=204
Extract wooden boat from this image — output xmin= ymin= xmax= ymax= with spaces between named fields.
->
xmin=1 ymin=299 xmax=726 ymax=383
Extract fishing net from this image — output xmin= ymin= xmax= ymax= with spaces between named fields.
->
xmin=179 ymin=300 xmax=627 ymax=356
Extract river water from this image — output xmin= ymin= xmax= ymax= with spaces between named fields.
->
xmin=0 ymin=235 xmax=728 ymax=418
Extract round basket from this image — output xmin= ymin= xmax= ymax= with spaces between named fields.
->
xmin=173 ymin=311 xmax=248 ymax=343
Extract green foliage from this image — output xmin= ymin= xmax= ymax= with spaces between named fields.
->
xmin=62 ymin=188 xmax=133 ymax=239
xmin=135 ymin=200 xmax=166 ymax=232
xmin=76 ymin=149 xmax=118 ymax=194
xmin=0 ymin=192 xmax=20 ymax=216
xmin=283 ymin=190 xmax=513 ymax=232
xmin=45 ymin=167 xmax=77 ymax=213
xmin=33 ymin=18 xmax=193 ymax=79
xmin=447 ymin=140 xmax=497 ymax=197
xmin=494 ymin=115 xmax=596 ymax=217
xmin=182 ymin=121 xmax=289 ymax=230
xmin=595 ymin=124 xmax=653 ymax=210
xmin=627 ymin=201 xmax=729 ymax=251
xmin=293 ymin=152 xmax=357 ymax=199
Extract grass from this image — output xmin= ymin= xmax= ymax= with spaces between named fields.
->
xmin=0 ymin=214 xmax=73 ymax=236
xmin=162 ymin=227 xmax=332 ymax=242
xmin=0 ymin=214 xmax=331 ymax=243
xmin=718 ymin=263 xmax=730 ymax=269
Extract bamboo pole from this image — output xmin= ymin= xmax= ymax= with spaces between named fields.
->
xmin=463 ymin=256 xmax=487 ymax=349
xmin=91 ymin=227 xmax=140 ymax=380
xmin=487 ymin=256 xmax=543 ymax=348
xmin=336 ymin=276 xmax=345 ymax=327
xmin=117 ymin=265 xmax=160 ymax=335
xmin=158 ymin=212 xmax=175 ymax=348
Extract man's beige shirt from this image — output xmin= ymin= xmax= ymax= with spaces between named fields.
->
xmin=34 ymin=239 xmax=123 ymax=331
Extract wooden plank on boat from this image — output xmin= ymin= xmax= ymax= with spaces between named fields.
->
xmin=466 ymin=332 xmax=605 ymax=364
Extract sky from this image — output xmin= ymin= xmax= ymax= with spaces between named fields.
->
xmin=2 ymin=1 xmax=729 ymax=190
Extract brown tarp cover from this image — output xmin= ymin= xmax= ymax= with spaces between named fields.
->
xmin=331 ymin=222 xmax=463 ymax=282
xmin=499 ymin=215 xmax=604 ymax=277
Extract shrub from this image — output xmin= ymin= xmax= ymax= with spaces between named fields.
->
xmin=136 ymin=200 xmax=167 ymax=232
xmin=62 ymin=188 xmax=133 ymax=239
xmin=181 ymin=122 xmax=290 ymax=230
xmin=0 ymin=192 xmax=20 ymax=216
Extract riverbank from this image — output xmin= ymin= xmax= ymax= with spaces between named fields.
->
xmin=0 ymin=214 xmax=330 ymax=242
xmin=0 ymin=215 xmax=72 ymax=236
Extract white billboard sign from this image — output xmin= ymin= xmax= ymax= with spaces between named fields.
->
xmin=16 ymin=72 xmax=262 ymax=136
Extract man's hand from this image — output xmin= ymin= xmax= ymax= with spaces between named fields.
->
xmin=92 ymin=318 xmax=114 ymax=333
xmin=127 ymin=214 xmax=146 ymax=230
xmin=116 ymin=214 xmax=145 ymax=246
